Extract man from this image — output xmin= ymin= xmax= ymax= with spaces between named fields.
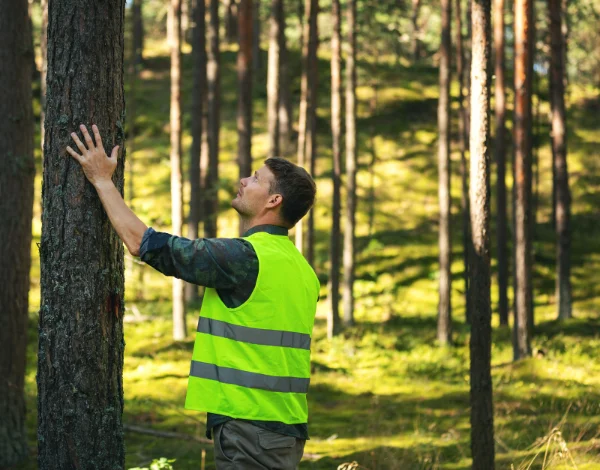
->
xmin=66 ymin=124 xmax=319 ymax=469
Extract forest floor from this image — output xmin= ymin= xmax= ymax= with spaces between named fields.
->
xmin=20 ymin=39 xmax=600 ymax=469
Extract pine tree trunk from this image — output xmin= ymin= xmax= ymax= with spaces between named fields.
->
xmin=549 ymin=0 xmax=571 ymax=320
xmin=205 ymin=0 xmax=220 ymax=239
xmin=267 ymin=0 xmax=282 ymax=158
xmin=169 ymin=0 xmax=186 ymax=340
xmin=494 ymin=0 xmax=508 ymax=326
xmin=253 ymin=0 xmax=262 ymax=72
xmin=0 ymin=0 xmax=34 ymax=465
xmin=455 ymin=0 xmax=470 ymax=324
xmin=437 ymin=0 xmax=452 ymax=346
xmin=343 ymin=0 xmax=357 ymax=328
xmin=237 ymin=0 xmax=253 ymax=236
xmin=225 ymin=0 xmax=238 ymax=44
xmin=411 ymin=0 xmax=422 ymax=61
xmin=329 ymin=0 xmax=342 ymax=339
xmin=133 ymin=0 xmax=144 ymax=65
xmin=278 ymin=7 xmax=292 ymax=155
xmin=38 ymin=0 xmax=126 ymax=467
xmin=186 ymin=0 xmax=207 ymax=303
xmin=41 ymin=0 xmax=48 ymax=150
xmin=513 ymin=0 xmax=533 ymax=360
xmin=469 ymin=0 xmax=495 ymax=466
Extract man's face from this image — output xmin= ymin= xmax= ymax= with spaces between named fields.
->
xmin=231 ymin=165 xmax=276 ymax=218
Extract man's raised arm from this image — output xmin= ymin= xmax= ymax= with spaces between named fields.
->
xmin=66 ymin=124 xmax=148 ymax=256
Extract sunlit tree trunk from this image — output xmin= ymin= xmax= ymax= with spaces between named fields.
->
xmin=38 ymin=0 xmax=126 ymax=466
xmin=267 ymin=0 xmax=281 ymax=158
xmin=343 ymin=0 xmax=357 ymax=328
xmin=329 ymin=0 xmax=342 ymax=338
xmin=549 ymin=0 xmax=571 ymax=320
xmin=469 ymin=0 xmax=495 ymax=466
xmin=169 ymin=0 xmax=186 ymax=340
xmin=437 ymin=0 xmax=452 ymax=345
xmin=0 ymin=0 xmax=34 ymax=465
xmin=494 ymin=0 xmax=508 ymax=326
xmin=513 ymin=0 xmax=533 ymax=360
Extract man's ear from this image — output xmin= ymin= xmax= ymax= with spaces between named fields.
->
xmin=266 ymin=193 xmax=283 ymax=209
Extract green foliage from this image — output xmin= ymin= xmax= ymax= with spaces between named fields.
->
xmin=129 ymin=457 xmax=176 ymax=470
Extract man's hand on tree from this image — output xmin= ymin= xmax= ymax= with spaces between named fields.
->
xmin=66 ymin=124 xmax=119 ymax=187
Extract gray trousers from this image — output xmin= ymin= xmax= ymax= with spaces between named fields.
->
xmin=213 ymin=420 xmax=305 ymax=469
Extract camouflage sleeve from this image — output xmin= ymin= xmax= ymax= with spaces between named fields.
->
xmin=139 ymin=227 xmax=258 ymax=289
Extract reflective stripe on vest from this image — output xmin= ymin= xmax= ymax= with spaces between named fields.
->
xmin=197 ymin=317 xmax=312 ymax=350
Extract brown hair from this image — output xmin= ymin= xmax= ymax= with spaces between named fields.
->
xmin=265 ymin=157 xmax=316 ymax=227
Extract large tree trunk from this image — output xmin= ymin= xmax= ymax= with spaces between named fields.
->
xmin=0 ymin=0 xmax=34 ymax=465
xmin=278 ymin=6 xmax=292 ymax=155
xmin=41 ymin=0 xmax=48 ymax=150
xmin=549 ymin=0 xmax=571 ymax=320
xmin=469 ymin=0 xmax=495 ymax=467
xmin=343 ymin=0 xmax=357 ymax=328
xmin=205 ymin=0 xmax=220 ymax=239
xmin=267 ymin=0 xmax=282 ymax=158
xmin=186 ymin=0 xmax=207 ymax=303
xmin=133 ymin=0 xmax=144 ymax=66
xmin=38 ymin=0 xmax=126 ymax=467
xmin=295 ymin=0 xmax=318 ymax=259
xmin=455 ymin=0 xmax=470 ymax=324
xmin=329 ymin=0 xmax=342 ymax=339
xmin=169 ymin=0 xmax=186 ymax=340
xmin=237 ymin=0 xmax=253 ymax=236
xmin=494 ymin=0 xmax=508 ymax=326
xmin=513 ymin=0 xmax=533 ymax=360
xmin=437 ymin=0 xmax=452 ymax=346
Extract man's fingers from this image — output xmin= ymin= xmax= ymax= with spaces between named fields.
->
xmin=71 ymin=132 xmax=87 ymax=154
xmin=110 ymin=145 xmax=120 ymax=161
xmin=66 ymin=146 xmax=82 ymax=162
xmin=92 ymin=125 xmax=105 ymax=152
xmin=80 ymin=124 xmax=95 ymax=149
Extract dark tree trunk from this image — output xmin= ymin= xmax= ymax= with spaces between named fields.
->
xmin=549 ymin=0 xmax=571 ymax=320
xmin=169 ymin=0 xmax=186 ymax=340
xmin=455 ymin=0 xmax=470 ymax=324
xmin=186 ymin=0 xmax=207 ymax=303
xmin=0 ymin=0 xmax=34 ymax=465
xmin=253 ymin=0 xmax=262 ymax=72
xmin=225 ymin=0 xmax=238 ymax=44
xmin=38 ymin=0 xmax=126 ymax=467
xmin=267 ymin=0 xmax=282 ymax=158
xmin=329 ymin=0 xmax=342 ymax=339
xmin=437 ymin=0 xmax=452 ymax=346
xmin=469 ymin=0 xmax=495 ymax=466
xmin=513 ymin=0 xmax=533 ymax=360
xmin=205 ymin=0 xmax=220 ymax=239
xmin=278 ymin=5 xmax=292 ymax=155
xmin=237 ymin=0 xmax=253 ymax=236
xmin=133 ymin=0 xmax=144 ymax=66
xmin=494 ymin=0 xmax=508 ymax=326
xmin=343 ymin=0 xmax=357 ymax=328
xmin=411 ymin=0 xmax=422 ymax=61
xmin=41 ymin=0 xmax=48 ymax=150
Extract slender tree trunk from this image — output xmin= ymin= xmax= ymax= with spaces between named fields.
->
xmin=411 ymin=0 xmax=422 ymax=61
xmin=238 ymin=0 xmax=253 ymax=236
xmin=38 ymin=0 xmax=126 ymax=467
xmin=186 ymin=0 xmax=207 ymax=303
xmin=41 ymin=0 xmax=48 ymax=150
xmin=267 ymin=0 xmax=282 ymax=158
xmin=494 ymin=0 xmax=508 ymax=326
xmin=181 ymin=0 xmax=189 ymax=44
xmin=465 ymin=0 xmax=472 ymax=137
xmin=225 ymin=0 xmax=238 ymax=44
xmin=0 ymin=0 xmax=34 ymax=465
xmin=437 ymin=0 xmax=452 ymax=345
xmin=278 ymin=6 xmax=292 ymax=155
xmin=513 ymin=0 xmax=533 ymax=360
xmin=469 ymin=0 xmax=495 ymax=466
xmin=253 ymin=0 xmax=262 ymax=72
xmin=329 ymin=0 xmax=342 ymax=339
xmin=205 ymin=0 xmax=220 ymax=239
xmin=456 ymin=0 xmax=470 ymax=324
xmin=549 ymin=0 xmax=571 ymax=320
xmin=343 ymin=0 xmax=357 ymax=328
xmin=169 ymin=0 xmax=186 ymax=340
xmin=133 ymin=0 xmax=144 ymax=65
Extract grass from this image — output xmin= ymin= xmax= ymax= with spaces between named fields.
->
xmin=18 ymin=33 xmax=600 ymax=469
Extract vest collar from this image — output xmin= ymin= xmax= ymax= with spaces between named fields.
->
xmin=243 ymin=224 xmax=289 ymax=237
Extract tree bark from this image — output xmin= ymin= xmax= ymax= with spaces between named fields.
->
xmin=513 ymin=0 xmax=533 ymax=360
xmin=38 ymin=0 xmax=126 ymax=467
xmin=267 ymin=0 xmax=282 ymax=158
xmin=437 ymin=0 xmax=452 ymax=346
xmin=41 ymin=0 xmax=48 ymax=150
xmin=494 ymin=0 xmax=508 ymax=327
xmin=169 ymin=0 xmax=186 ymax=340
xmin=549 ymin=0 xmax=571 ymax=320
xmin=455 ymin=0 xmax=471 ymax=324
xmin=225 ymin=0 xmax=238 ymax=44
xmin=186 ymin=0 xmax=207 ymax=303
xmin=237 ymin=0 xmax=253 ymax=237
xmin=469 ymin=0 xmax=495 ymax=466
xmin=328 ymin=0 xmax=342 ymax=339
xmin=343 ymin=0 xmax=357 ymax=328
xmin=411 ymin=0 xmax=422 ymax=61
xmin=253 ymin=0 xmax=262 ymax=72
xmin=132 ymin=0 xmax=144 ymax=66
xmin=205 ymin=0 xmax=220 ymax=239
xmin=278 ymin=5 xmax=292 ymax=155
xmin=0 ymin=0 xmax=34 ymax=465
